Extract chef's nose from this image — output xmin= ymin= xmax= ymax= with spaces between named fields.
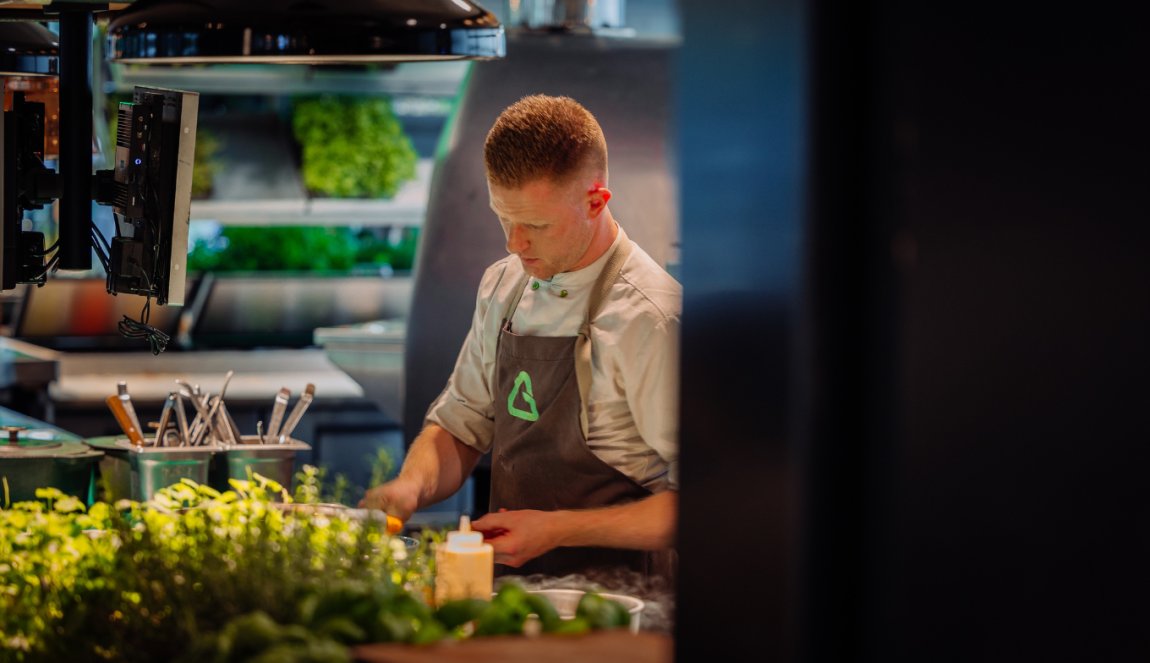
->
xmin=506 ymin=225 xmax=529 ymax=255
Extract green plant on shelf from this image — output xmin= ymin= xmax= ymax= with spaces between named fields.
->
xmin=188 ymin=226 xmax=418 ymax=274
xmin=292 ymin=95 xmax=418 ymax=199
xmin=188 ymin=226 xmax=359 ymax=273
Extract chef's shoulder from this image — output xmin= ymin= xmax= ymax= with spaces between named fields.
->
xmin=613 ymin=245 xmax=682 ymax=326
xmin=474 ymin=254 xmax=528 ymax=311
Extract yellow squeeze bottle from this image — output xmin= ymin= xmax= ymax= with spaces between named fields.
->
xmin=434 ymin=515 xmax=494 ymax=606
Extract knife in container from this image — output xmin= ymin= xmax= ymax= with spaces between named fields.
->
xmin=153 ymin=394 xmax=177 ymax=446
xmin=277 ymin=383 xmax=315 ymax=442
xmin=264 ymin=387 xmax=291 ymax=443
xmin=116 ymin=382 xmax=145 ymax=440
xmin=174 ymin=394 xmax=191 ymax=446
xmin=106 ymin=394 xmax=146 ymax=447
xmin=220 ymin=403 xmax=244 ymax=445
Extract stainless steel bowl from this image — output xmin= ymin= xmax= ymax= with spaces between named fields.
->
xmin=528 ymin=588 xmax=644 ymax=633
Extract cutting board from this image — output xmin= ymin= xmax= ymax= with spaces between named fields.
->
xmin=353 ymin=630 xmax=671 ymax=663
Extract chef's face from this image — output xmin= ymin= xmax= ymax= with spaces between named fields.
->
xmin=489 ymin=176 xmax=608 ymax=280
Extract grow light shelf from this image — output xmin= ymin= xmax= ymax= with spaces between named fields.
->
xmin=189 ymin=107 xmax=433 ymax=226
xmin=108 ymin=61 xmax=471 ymax=98
xmin=190 ymin=159 xmax=432 ymax=226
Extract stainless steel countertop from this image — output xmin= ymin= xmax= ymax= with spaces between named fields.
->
xmin=50 ymin=348 xmax=364 ymax=406
xmin=0 ymin=337 xmax=60 ymax=391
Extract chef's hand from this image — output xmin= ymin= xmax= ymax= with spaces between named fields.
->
xmin=471 ymin=508 xmax=564 ymax=568
xmin=359 ymin=477 xmax=421 ymax=522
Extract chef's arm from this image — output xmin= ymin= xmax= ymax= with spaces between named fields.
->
xmin=555 ymin=490 xmax=677 ymax=550
xmin=360 ymin=423 xmax=483 ymax=520
xmin=472 ymin=490 xmax=678 ymax=567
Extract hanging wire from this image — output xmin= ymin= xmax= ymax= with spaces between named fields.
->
xmin=117 ymin=264 xmax=170 ymax=354
xmin=29 ymin=238 xmax=60 ymax=257
xmin=119 ymin=290 xmax=170 ymax=355
xmin=90 ymin=225 xmax=111 ymax=273
xmin=31 ymin=254 xmax=60 ymax=282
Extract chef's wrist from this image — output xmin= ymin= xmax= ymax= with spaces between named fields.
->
xmin=549 ymin=509 xmax=587 ymax=548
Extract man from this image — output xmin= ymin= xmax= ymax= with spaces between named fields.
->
xmin=361 ymin=94 xmax=680 ymax=579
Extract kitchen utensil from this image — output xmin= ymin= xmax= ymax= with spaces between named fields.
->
xmin=176 ymin=380 xmax=209 ymax=416
xmin=153 ymin=393 xmax=177 ymax=446
xmin=256 ymin=421 xmax=265 ymax=444
xmin=209 ymin=371 xmax=237 ymax=445
xmin=219 ymin=403 xmax=243 ymax=446
xmin=264 ymin=387 xmax=291 ymax=443
xmin=176 ymin=380 xmax=210 ymax=442
xmin=277 ymin=383 xmax=315 ymax=442
xmin=106 ymin=394 xmax=146 ymax=447
xmin=192 ymin=395 xmax=225 ymax=446
xmin=174 ymin=394 xmax=190 ymax=446
xmin=116 ymin=382 xmax=145 ymax=439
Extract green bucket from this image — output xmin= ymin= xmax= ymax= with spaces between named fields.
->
xmin=0 ymin=441 xmax=103 ymax=505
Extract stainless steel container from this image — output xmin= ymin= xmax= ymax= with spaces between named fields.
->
xmin=130 ymin=446 xmax=216 ymax=500
xmin=89 ymin=435 xmax=311 ymax=500
xmin=86 ymin=436 xmax=218 ymax=502
xmin=210 ymin=435 xmax=311 ymax=491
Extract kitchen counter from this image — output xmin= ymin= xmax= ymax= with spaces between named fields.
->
xmin=0 ymin=337 xmax=60 ymax=392
xmin=49 ymin=348 xmax=364 ymax=407
xmin=0 ymin=404 xmax=79 ymax=439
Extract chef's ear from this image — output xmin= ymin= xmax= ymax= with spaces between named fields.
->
xmin=587 ymin=186 xmax=612 ymax=217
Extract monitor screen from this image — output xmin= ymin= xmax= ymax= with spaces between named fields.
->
xmin=108 ymin=86 xmax=198 ymax=306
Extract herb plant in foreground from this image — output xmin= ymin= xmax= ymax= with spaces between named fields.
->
xmin=1 ymin=472 xmax=634 ymax=662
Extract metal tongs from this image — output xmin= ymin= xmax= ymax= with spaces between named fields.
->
xmin=174 ymin=370 xmax=235 ymax=446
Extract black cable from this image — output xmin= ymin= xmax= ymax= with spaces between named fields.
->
xmin=91 ymin=221 xmax=112 ymax=256
xmin=30 ymin=239 xmax=61 ymax=257
xmin=117 ymin=268 xmax=169 ymax=354
xmin=32 ymin=254 xmax=60 ymax=280
xmin=90 ymin=228 xmax=111 ymax=273
xmin=118 ymin=314 xmax=169 ymax=355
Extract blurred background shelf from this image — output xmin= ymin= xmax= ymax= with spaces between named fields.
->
xmin=108 ymin=61 xmax=471 ymax=98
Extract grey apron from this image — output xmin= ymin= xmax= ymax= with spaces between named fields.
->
xmin=490 ymin=229 xmax=660 ymax=579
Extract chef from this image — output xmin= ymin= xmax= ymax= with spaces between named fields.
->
xmin=362 ymin=94 xmax=680 ymax=580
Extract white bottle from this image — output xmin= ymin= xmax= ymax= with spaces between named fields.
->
xmin=434 ymin=515 xmax=494 ymax=606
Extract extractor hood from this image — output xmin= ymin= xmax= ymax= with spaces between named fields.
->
xmin=106 ymin=0 xmax=506 ymax=64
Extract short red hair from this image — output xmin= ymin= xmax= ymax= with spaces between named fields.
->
xmin=484 ymin=94 xmax=608 ymax=189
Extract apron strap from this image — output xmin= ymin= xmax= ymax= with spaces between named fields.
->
xmin=576 ymin=226 xmax=632 ymax=439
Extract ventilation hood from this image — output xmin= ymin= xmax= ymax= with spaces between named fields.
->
xmin=106 ymin=0 xmax=505 ymax=64
xmin=0 ymin=20 xmax=59 ymax=76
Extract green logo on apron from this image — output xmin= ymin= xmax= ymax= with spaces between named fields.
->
xmin=507 ymin=370 xmax=540 ymax=422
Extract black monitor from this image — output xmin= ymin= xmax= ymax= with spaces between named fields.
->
xmin=107 ymin=86 xmax=199 ymax=306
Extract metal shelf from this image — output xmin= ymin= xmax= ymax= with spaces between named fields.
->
xmin=108 ymin=61 xmax=471 ymax=97
xmin=190 ymin=159 xmax=432 ymax=226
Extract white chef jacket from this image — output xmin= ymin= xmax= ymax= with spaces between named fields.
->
xmin=425 ymin=228 xmax=681 ymax=491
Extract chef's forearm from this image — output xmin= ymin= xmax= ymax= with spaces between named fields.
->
xmin=400 ymin=423 xmax=483 ymax=508
xmin=554 ymin=490 xmax=678 ymax=550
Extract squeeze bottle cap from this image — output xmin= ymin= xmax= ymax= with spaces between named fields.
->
xmin=446 ymin=514 xmax=484 ymax=547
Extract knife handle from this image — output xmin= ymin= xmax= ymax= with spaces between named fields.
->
xmin=265 ymin=388 xmax=291 ymax=441
xmin=278 ymin=386 xmax=314 ymax=441
xmin=107 ymin=394 xmax=146 ymax=447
